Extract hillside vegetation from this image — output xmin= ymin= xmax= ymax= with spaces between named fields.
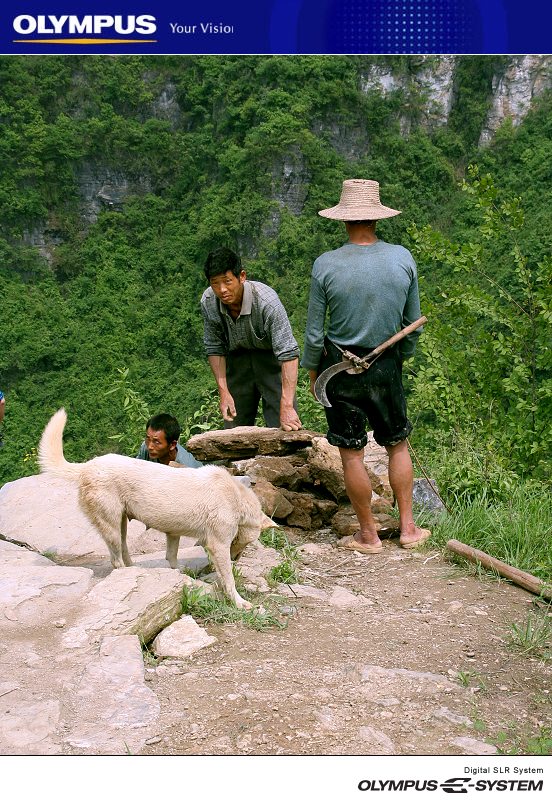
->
xmin=1 ymin=56 xmax=550 ymax=515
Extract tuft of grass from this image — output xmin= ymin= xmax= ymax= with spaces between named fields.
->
xmin=180 ymin=586 xmax=287 ymax=632
xmin=507 ymin=609 xmax=551 ymax=660
xmin=140 ymin=640 xmax=160 ymax=667
xmin=41 ymin=550 xmax=58 ymax=562
xmin=427 ymin=483 xmax=552 ymax=584
xmin=180 ymin=566 xmax=202 ymax=579
xmin=268 ymin=559 xmax=299 ymax=586
xmin=260 ymin=527 xmax=301 ymax=586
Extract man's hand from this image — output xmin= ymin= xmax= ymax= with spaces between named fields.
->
xmin=219 ymin=390 xmax=237 ymax=422
xmin=280 ymin=404 xmax=302 ymax=431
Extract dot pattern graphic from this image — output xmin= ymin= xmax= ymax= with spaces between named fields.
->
xmin=326 ymin=0 xmax=483 ymax=54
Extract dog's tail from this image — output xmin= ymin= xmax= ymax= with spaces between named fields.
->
xmin=38 ymin=408 xmax=82 ymax=480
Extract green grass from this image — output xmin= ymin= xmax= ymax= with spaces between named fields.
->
xmin=268 ymin=559 xmax=300 ymax=586
xmin=508 ymin=608 xmax=551 ymax=660
xmin=41 ymin=550 xmax=58 ymax=562
xmin=423 ymin=482 xmax=552 ymax=584
xmin=260 ymin=527 xmax=301 ymax=586
xmin=495 ymin=726 xmax=552 ymax=756
xmin=260 ymin=526 xmax=297 ymax=556
xmin=180 ymin=586 xmax=287 ymax=632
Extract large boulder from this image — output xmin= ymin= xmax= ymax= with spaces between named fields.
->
xmin=0 ymin=474 xmax=181 ymax=561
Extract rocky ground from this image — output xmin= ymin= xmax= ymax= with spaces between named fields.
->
xmin=1 ymin=427 xmax=550 ymax=758
xmin=139 ymin=532 xmax=551 ymax=757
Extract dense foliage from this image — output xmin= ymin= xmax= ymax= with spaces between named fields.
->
xmin=1 ymin=56 xmax=550 ymax=502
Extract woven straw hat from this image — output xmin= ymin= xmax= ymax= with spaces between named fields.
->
xmin=318 ymin=179 xmax=401 ymax=220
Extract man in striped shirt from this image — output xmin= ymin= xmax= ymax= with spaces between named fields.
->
xmin=201 ymin=247 xmax=302 ymax=431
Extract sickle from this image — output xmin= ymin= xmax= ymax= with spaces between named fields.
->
xmin=313 ymin=316 xmax=427 ymax=407
xmin=314 ymin=360 xmax=362 ymax=407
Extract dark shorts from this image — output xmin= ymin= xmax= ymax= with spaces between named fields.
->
xmin=319 ymin=338 xmax=412 ymax=450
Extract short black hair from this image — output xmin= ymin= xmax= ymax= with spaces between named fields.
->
xmin=346 ymin=220 xmax=376 ymax=226
xmin=146 ymin=413 xmax=181 ymax=444
xmin=204 ymin=247 xmax=242 ymax=281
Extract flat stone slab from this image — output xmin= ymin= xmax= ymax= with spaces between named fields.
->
xmin=451 ymin=736 xmax=498 ymax=754
xmin=186 ymin=427 xmax=320 ymax=460
xmin=133 ymin=546 xmax=210 ymax=573
xmin=152 ymin=615 xmax=216 ymax=658
xmin=0 ymin=690 xmax=61 ymax=754
xmin=348 ymin=664 xmax=462 ymax=700
xmin=0 ymin=542 xmax=94 ymax=630
xmin=65 ymin=635 xmax=161 ymax=753
xmin=61 ymin=567 xmax=213 ymax=648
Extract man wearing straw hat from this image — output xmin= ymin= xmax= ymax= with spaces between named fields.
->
xmin=302 ymin=179 xmax=430 ymax=554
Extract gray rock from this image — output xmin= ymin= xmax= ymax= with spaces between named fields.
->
xmin=451 ymin=736 xmax=498 ymax=755
xmin=481 ymin=56 xmax=552 ymax=145
xmin=327 ymin=586 xmax=373 ymax=608
xmin=65 ymin=635 xmax=160 ymax=753
xmin=351 ymin=664 xmax=461 ymax=699
xmin=61 ymin=567 xmax=211 ymax=648
xmin=152 ymin=615 xmax=216 ymax=658
xmin=413 ymin=478 xmax=446 ymax=513
xmin=433 ymin=706 xmax=472 ymax=726
xmin=358 ymin=725 xmax=397 ymax=754
xmin=277 ymin=584 xmax=329 ymax=601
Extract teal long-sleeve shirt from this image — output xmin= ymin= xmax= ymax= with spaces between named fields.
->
xmin=301 ymin=241 xmax=423 ymax=371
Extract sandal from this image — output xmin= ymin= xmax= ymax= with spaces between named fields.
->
xmin=337 ymin=533 xmax=383 ymax=555
xmin=399 ymin=528 xmax=431 ymax=550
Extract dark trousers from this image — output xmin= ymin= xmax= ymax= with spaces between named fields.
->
xmin=225 ymin=349 xmax=284 ymax=428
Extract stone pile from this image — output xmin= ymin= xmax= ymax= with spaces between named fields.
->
xmin=187 ymin=426 xmax=399 ymax=538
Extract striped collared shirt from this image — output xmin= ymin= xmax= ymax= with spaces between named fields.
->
xmin=201 ymin=280 xmax=300 ymax=362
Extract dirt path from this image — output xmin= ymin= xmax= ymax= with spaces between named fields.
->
xmin=139 ymin=534 xmax=551 ymax=756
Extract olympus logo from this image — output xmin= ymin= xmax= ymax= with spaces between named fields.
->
xmin=13 ymin=15 xmax=157 ymax=36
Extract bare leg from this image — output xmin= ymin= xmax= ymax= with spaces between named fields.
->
xmin=339 ymin=447 xmax=381 ymax=548
xmin=385 ymin=440 xmax=427 ymax=546
xmin=165 ymin=533 xmax=180 ymax=569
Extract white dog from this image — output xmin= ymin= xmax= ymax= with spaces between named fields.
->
xmin=38 ymin=408 xmax=276 ymax=609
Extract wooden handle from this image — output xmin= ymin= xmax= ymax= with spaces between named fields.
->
xmin=447 ymin=539 xmax=551 ymax=600
xmin=366 ymin=316 xmax=427 ymax=360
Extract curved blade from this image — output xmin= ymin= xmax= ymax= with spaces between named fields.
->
xmin=314 ymin=361 xmax=355 ymax=407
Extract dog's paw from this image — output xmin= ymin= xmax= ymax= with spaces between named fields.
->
xmin=235 ymin=596 xmax=253 ymax=611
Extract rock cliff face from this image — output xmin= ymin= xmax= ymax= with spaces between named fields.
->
xmin=361 ymin=55 xmax=457 ymax=135
xmin=21 ymin=56 xmax=552 ymax=251
xmin=479 ymin=55 xmax=552 ymax=145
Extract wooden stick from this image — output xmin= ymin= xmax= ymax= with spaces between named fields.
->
xmin=447 ymin=539 xmax=552 ymax=601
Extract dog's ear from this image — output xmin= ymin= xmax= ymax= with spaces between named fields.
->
xmin=259 ymin=512 xmax=278 ymax=531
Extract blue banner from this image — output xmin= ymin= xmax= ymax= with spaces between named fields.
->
xmin=0 ymin=1 xmax=550 ymax=54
